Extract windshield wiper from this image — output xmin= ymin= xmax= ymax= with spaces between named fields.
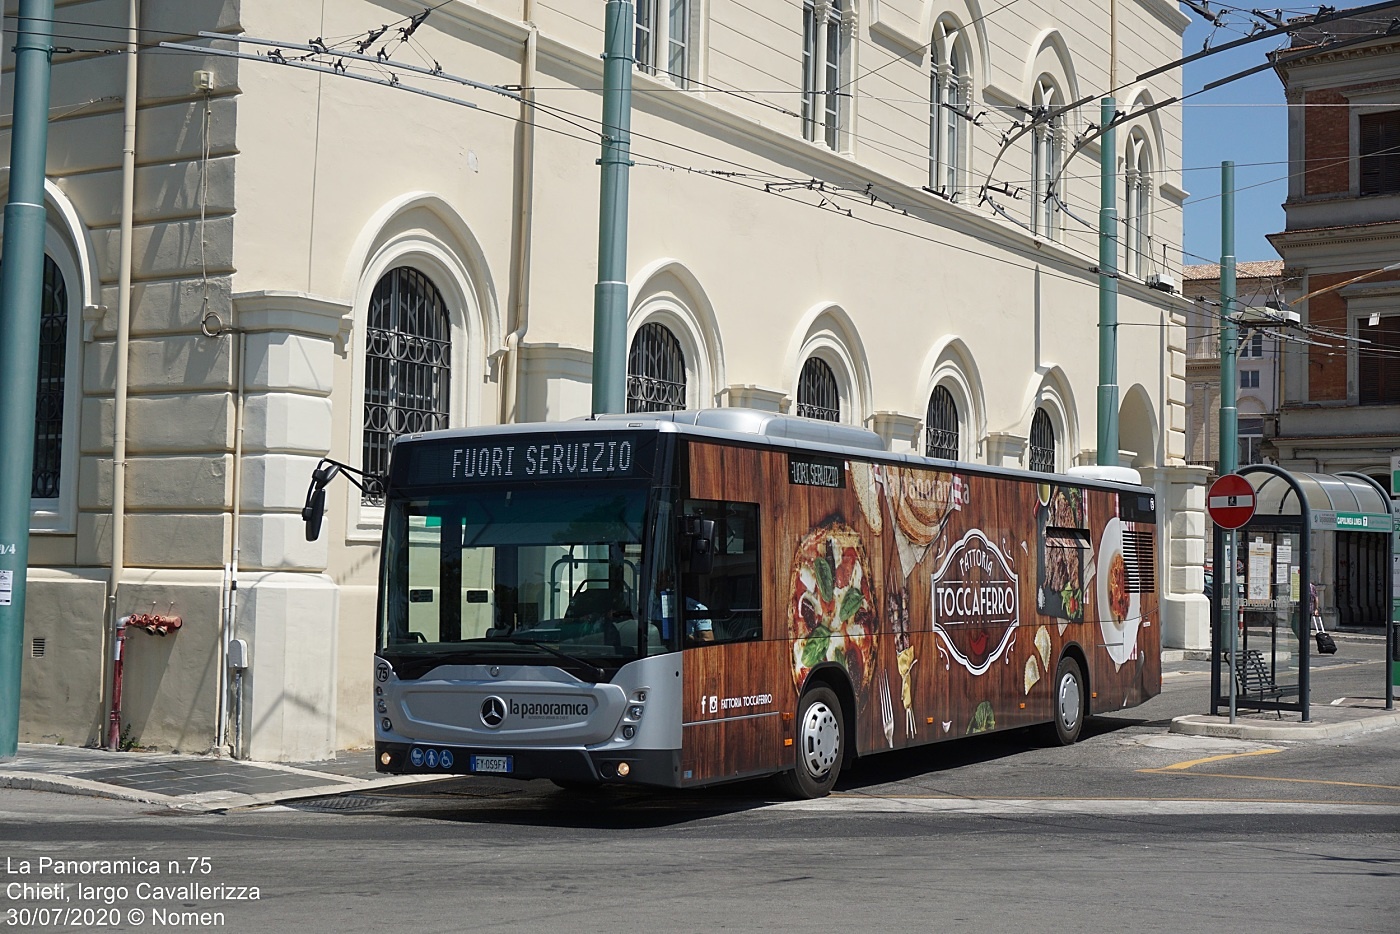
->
xmin=470 ymin=636 xmax=606 ymax=681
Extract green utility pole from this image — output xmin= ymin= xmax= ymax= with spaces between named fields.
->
xmin=591 ymin=0 xmax=634 ymax=415
xmin=1218 ymin=160 xmax=1239 ymax=724
xmin=1096 ymin=97 xmax=1119 ymax=466
xmin=0 ymin=0 xmax=57 ymax=760
xmin=1219 ymin=161 xmax=1238 ymax=475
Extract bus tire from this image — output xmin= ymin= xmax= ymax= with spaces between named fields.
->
xmin=1037 ymin=656 xmax=1086 ymax=746
xmin=779 ymin=685 xmax=844 ymax=799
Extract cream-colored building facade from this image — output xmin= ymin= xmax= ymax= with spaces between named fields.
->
xmin=6 ymin=0 xmax=1206 ymax=761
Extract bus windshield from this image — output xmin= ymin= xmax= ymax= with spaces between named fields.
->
xmin=378 ymin=483 xmax=676 ymax=679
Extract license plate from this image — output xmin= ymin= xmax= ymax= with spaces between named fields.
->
xmin=470 ymin=755 xmax=513 ymax=774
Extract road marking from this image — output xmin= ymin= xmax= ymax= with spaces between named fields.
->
xmin=1140 ymin=770 xmax=1400 ymax=791
xmin=1155 ymin=749 xmax=1281 ymax=771
xmin=774 ymin=796 xmax=1400 ymax=815
xmin=1137 ymin=749 xmax=1400 ymax=791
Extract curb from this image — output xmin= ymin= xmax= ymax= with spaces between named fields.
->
xmin=0 ymin=769 xmax=449 ymax=812
xmin=183 ymin=773 xmax=453 ymax=814
xmin=1168 ymin=710 xmax=1400 ymax=742
xmin=0 ymin=772 xmax=179 ymax=806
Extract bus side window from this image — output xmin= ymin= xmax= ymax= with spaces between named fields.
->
xmin=682 ymin=501 xmax=762 ymax=646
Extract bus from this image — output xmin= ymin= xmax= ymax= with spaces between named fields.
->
xmin=303 ymin=409 xmax=1160 ymax=798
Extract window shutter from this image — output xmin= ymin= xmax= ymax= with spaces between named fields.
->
xmin=1359 ymin=111 xmax=1400 ymax=196
xmin=1358 ymin=314 xmax=1400 ymax=405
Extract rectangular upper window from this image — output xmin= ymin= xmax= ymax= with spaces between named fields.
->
xmin=1358 ymin=314 xmax=1400 ymax=405
xmin=1359 ymin=110 xmax=1400 ymax=196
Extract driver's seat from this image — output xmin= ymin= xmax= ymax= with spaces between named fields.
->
xmin=565 ymin=586 xmax=615 ymax=620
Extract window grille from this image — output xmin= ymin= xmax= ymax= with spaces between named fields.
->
xmin=1029 ymin=408 xmax=1056 ymax=473
xmin=32 ymin=255 xmax=67 ymax=499
xmin=797 ymin=357 xmax=840 ymax=422
xmin=362 ymin=267 xmax=451 ymax=505
xmin=925 ymin=386 xmax=959 ymax=460
xmin=626 ymin=322 xmax=687 ymax=413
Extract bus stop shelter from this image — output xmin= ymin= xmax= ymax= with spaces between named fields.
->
xmin=1210 ymin=466 xmax=1396 ymax=720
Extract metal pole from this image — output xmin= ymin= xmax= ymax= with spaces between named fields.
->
xmin=1097 ymin=97 xmax=1119 ymax=466
xmin=1228 ymin=529 xmax=1237 ymax=724
xmin=1218 ymin=161 xmax=1238 ymax=725
xmin=590 ymin=0 xmax=634 ymax=416
xmin=0 ymin=0 xmax=56 ymax=761
xmin=1218 ymin=161 xmax=1238 ymax=476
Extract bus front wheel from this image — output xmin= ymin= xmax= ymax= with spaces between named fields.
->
xmin=779 ymin=685 xmax=844 ymax=799
xmin=1037 ymin=656 xmax=1086 ymax=746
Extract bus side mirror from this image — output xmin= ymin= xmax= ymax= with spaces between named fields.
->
xmin=302 ymin=487 xmax=327 ymax=541
xmin=680 ymin=516 xmax=716 ymax=576
xmin=301 ymin=461 xmax=340 ymax=542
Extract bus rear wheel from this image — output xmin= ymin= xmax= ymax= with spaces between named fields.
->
xmin=778 ymin=685 xmax=844 ymax=799
xmin=1037 ymin=656 xmax=1086 ymax=746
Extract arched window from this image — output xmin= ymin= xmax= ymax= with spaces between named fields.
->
xmin=925 ymin=385 xmax=959 ymax=460
xmin=1029 ymin=407 xmax=1056 ymax=473
xmin=32 ymin=255 xmax=68 ymax=499
xmin=929 ymin=21 xmax=966 ymax=196
xmin=1125 ymin=132 xmax=1152 ymax=278
xmin=802 ymin=0 xmax=845 ymax=150
xmin=362 ymin=266 xmax=451 ymax=503
xmin=626 ymin=321 xmax=687 ymax=412
xmin=1031 ymin=78 xmax=1061 ymax=238
xmin=797 ymin=356 xmax=840 ymax=421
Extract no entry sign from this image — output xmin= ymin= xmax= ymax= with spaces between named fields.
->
xmin=1208 ymin=473 xmax=1256 ymax=530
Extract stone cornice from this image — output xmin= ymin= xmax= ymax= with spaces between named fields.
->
xmin=233 ymin=290 xmax=354 ymax=351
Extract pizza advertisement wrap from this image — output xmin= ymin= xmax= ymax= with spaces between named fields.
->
xmin=788 ymin=523 xmax=880 ymax=698
xmin=775 ymin=458 xmax=1158 ymax=749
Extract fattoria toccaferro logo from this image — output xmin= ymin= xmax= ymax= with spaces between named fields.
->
xmin=930 ymin=528 xmax=1021 ymax=676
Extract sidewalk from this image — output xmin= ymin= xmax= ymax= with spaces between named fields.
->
xmin=0 ymin=744 xmax=447 ymax=813
xmin=1170 ymin=695 xmax=1400 ymax=741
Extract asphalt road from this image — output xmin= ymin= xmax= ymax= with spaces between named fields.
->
xmin=2 ymin=645 xmax=1397 ymax=933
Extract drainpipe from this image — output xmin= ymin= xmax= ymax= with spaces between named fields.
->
xmin=500 ymin=0 xmax=538 ymax=425
xmin=105 ymin=0 xmax=138 ymax=750
xmin=224 ymin=325 xmax=246 ymax=757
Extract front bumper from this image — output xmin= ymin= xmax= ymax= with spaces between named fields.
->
xmin=375 ymin=742 xmax=681 ymax=787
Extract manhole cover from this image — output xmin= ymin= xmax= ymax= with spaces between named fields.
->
xmin=286 ymin=795 xmax=394 ymax=812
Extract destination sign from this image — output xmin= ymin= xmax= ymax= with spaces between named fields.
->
xmin=788 ymin=454 xmax=845 ymax=489
xmin=392 ymin=433 xmax=647 ymax=488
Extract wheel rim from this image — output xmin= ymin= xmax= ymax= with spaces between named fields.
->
xmin=799 ymin=700 xmax=840 ymax=778
xmin=1057 ymin=671 xmax=1082 ymax=731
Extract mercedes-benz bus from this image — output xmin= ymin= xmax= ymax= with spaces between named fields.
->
xmin=304 ymin=409 xmax=1160 ymax=797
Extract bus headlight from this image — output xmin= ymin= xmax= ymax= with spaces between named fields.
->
xmin=627 ymin=705 xmax=644 ymax=720
xmin=616 ymin=762 xmax=631 ymax=777
xmin=622 ymin=725 xmax=636 ymax=740
xmin=381 ymin=718 xmax=393 ymax=732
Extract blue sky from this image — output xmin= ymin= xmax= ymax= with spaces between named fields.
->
xmin=1178 ymin=8 xmax=1293 ymax=264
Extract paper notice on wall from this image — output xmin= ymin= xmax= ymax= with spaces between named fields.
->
xmin=1248 ymin=539 xmax=1272 ymax=602
xmin=0 ymin=569 xmax=11 ymax=607
xmin=1290 ymin=568 xmax=1301 ymax=604
xmin=1276 ymin=541 xmax=1292 ymax=584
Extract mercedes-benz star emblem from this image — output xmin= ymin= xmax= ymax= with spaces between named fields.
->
xmin=480 ymin=696 xmax=507 ymax=729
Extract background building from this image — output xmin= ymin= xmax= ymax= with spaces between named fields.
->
xmin=1182 ymin=260 xmax=1293 ymax=475
xmin=4 ymin=0 xmax=1202 ymax=760
xmin=1266 ymin=10 xmax=1398 ymax=631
